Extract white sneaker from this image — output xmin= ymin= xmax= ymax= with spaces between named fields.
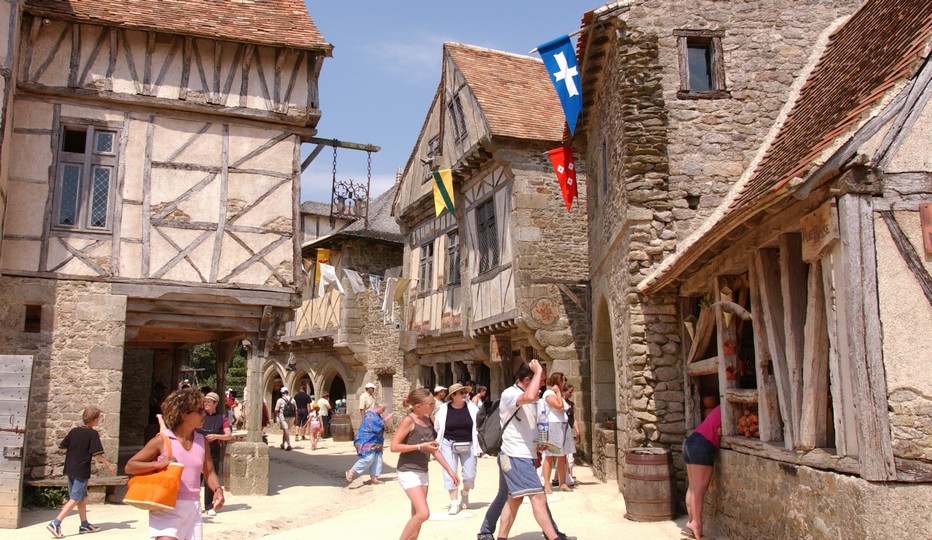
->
xmin=460 ymin=491 xmax=469 ymax=509
xmin=448 ymin=501 xmax=460 ymax=515
xmin=207 ymin=509 xmax=216 ymax=517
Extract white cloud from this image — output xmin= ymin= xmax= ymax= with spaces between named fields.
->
xmin=372 ymin=32 xmax=449 ymax=85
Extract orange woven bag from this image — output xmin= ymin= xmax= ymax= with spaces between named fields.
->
xmin=123 ymin=433 xmax=184 ymax=511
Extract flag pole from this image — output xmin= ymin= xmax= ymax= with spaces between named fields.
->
xmin=529 ymin=28 xmax=583 ymax=54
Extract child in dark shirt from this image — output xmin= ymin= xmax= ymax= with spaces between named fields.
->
xmin=47 ymin=406 xmax=116 ymax=538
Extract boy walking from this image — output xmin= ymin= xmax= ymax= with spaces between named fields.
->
xmin=47 ymin=406 xmax=116 ymax=538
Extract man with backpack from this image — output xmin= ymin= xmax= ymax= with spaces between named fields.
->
xmin=275 ymin=386 xmax=295 ymax=451
xmin=477 ymin=360 xmax=575 ymax=540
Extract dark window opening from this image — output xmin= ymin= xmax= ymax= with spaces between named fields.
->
xmin=448 ymin=94 xmax=467 ymax=142
xmin=447 ymin=231 xmax=461 ymax=286
xmin=62 ymin=129 xmax=87 ymax=153
xmin=418 ymin=241 xmax=434 ymax=293
xmin=675 ymin=31 xmax=727 ymax=99
xmin=24 ymin=305 xmax=42 ymax=333
xmin=476 ymin=199 xmax=499 ymax=273
xmin=55 ymin=125 xmax=118 ymax=232
xmin=687 ymin=44 xmax=713 ymax=92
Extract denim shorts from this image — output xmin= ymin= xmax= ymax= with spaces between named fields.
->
xmin=500 ymin=455 xmax=544 ymax=497
xmin=67 ymin=476 xmax=89 ymax=501
xmin=683 ymin=432 xmax=717 ymax=466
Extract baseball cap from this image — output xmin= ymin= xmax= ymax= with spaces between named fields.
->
xmin=280 ymin=386 xmax=289 ymax=394
xmin=365 ymin=383 xmax=376 ymax=389
xmin=433 ymin=385 xmax=446 ymax=393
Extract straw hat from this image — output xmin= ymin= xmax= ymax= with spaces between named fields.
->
xmin=445 ymin=383 xmax=473 ymax=401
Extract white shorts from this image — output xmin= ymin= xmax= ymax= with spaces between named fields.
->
xmin=149 ymin=499 xmax=202 ymax=540
xmin=397 ymin=470 xmax=429 ymax=490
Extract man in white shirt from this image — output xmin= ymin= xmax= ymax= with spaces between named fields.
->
xmin=477 ymin=360 xmax=574 ymax=540
xmin=359 ymin=383 xmax=376 ymax=417
xmin=317 ymin=391 xmax=332 ymax=438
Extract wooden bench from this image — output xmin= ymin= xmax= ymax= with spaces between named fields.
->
xmin=25 ymin=476 xmax=129 ymax=504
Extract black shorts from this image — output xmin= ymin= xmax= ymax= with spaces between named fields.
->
xmin=683 ymin=432 xmax=716 ymax=466
xmin=296 ymin=412 xmax=309 ymax=425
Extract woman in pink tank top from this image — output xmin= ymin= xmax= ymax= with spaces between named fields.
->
xmin=127 ymin=388 xmax=225 ymax=540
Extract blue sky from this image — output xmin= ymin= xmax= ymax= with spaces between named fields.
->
xmin=300 ymin=1 xmax=599 ymax=203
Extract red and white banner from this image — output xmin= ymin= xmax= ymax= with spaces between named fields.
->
xmin=547 ymin=146 xmax=578 ymax=211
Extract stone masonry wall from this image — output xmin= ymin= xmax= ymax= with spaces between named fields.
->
xmin=706 ymin=450 xmax=932 ymax=539
xmin=0 ymin=277 xmax=125 ymax=477
xmin=584 ymin=0 xmax=862 ymax=494
xmin=506 ymin=146 xmax=592 ymax=456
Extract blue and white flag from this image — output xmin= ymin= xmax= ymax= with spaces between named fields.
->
xmin=537 ymin=35 xmax=582 ymax=134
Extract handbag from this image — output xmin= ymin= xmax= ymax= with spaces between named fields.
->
xmin=123 ymin=433 xmax=184 ymax=511
xmin=452 ymin=441 xmax=471 ymax=454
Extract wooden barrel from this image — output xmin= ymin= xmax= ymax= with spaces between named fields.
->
xmin=330 ymin=413 xmax=354 ymax=442
xmin=622 ymin=447 xmax=674 ymax=522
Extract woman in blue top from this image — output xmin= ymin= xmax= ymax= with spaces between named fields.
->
xmin=345 ymin=402 xmax=391 ymax=484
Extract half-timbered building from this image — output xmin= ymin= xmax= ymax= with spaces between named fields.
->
xmin=393 ymin=43 xmax=590 ymax=450
xmin=0 ymin=0 xmax=331 ymax=513
xmin=271 ymin=186 xmax=406 ymax=427
xmin=638 ymin=0 xmax=932 ymax=535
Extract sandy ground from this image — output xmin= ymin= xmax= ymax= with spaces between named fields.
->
xmin=6 ymin=431 xmax=689 ymax=539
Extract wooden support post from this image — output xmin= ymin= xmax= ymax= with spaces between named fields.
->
xmin=714 ymin=277 xmax=738 ymax=437
xmin=779 ymin=233 xmax=807 ymax=448
xmin=837 ymin=193 xmax=896 ymax=480
xmin=243 ymin=337 xmax=264 ymax=444
xmin=821 ymin=244 xmax=858 ymax=455
xmin=754 ymin=248 xmax=794 ymax=449
xmin=680 ymin=297 xmax=701 ymax=431
xmin=686 ymin=306 xmax=715 ymax=364
xmin=748 ymin=254 xmax=782 ymax=442
xmin=798 ymin=259 xmax=829 ymax=450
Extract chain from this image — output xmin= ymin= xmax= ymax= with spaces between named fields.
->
xmin=367 ymin=151 xmax=372 ymax=184
xmin=331 ymin=146 xmax=338 ymax=181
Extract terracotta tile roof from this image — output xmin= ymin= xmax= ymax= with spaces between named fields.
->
xmin=25 ymin=0 xmax=332 ymax=52
xmin=445 ymin=43 xmax=564 ymax=142
xmin=640 ymin=0 xmax=932 ymax=292
xmin=730 ymin=0 xmax=932 ymax=209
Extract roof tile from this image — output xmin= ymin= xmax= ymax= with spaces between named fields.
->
xmin=25 ymin=0 xmax=332 ymax=51
xmin=445 ymin=43 xmax=565 ymax=143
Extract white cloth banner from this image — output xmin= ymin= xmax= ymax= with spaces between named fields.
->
xmin=369 ymin=275 xmax=382 ymax=296
xmin=343 ymin=268 xmax=366 ymax=294
xmin=381 ymin=278 xmax=397 ymax=323
xmin=317 ymin=263 xmax=345 ymax=297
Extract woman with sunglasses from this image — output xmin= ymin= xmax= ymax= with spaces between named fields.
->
xmin=126 ymin=388 xmax=224 ymax=540
xmin=433 ymin=382 xmax=480 ymax=515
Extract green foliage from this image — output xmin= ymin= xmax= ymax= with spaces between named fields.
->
xmin=23 ymin=486 xmax=68 ymax=508
xmin=186 ymin=342 xmax=247 ymax=398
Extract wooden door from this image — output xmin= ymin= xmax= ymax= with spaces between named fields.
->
xmin=0 ymin=355 xmax=34 ymax=529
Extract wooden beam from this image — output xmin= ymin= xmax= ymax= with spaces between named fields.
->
xmin=754 ymin=248 xmax=795 ymax=449
xmin=821 ymin=244 xmax=857 ymax=455
xmin=686 ymin=356 xmax=718 ymax=377
xmin=680 ymin=296 xmax=701 ymax=431
xmin=714 ymin=277 xmax=739 ymax=437
xmin=878 ymin=211 xmax=932 ymax=307
xmin=305 ymin=137 xmax=381 ymax=153
xmin=798 ymin=259 xmax=829 ymax=451
xmin=748 ymin=253 xmax=782 ymax=442
xmin=837 ymin=193 xmax=896 ymax=480
xmin=778 ymin=233 xmax=807 ymax=448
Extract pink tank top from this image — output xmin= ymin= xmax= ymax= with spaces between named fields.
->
xmin=161 ymin=430 xmax=206 ymax=500
xmin=695 ymin=406 xmax=722 ymax=449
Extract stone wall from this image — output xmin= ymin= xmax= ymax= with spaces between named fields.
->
xmin=0 ymin=277 xmax=125 ymax=477
xmin=120 ymin=348 xmax=154 ymax=447
xmin=592 ymin=426 xmax=618 ymax=482
xmin=583 ymin=0 xmax=861 ymax=492
xmin=706 ymin=450 xmax=932 ymax=539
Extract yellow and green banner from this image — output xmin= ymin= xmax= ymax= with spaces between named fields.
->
xmin=432 ymin=169 xmax=455 ymax=216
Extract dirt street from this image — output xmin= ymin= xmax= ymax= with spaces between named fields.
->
xmin=6 ymin=432 xmax=688 ymax=539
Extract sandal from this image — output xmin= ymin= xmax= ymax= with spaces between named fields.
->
xmin=345 ymin=470 xmax=355 ymax=483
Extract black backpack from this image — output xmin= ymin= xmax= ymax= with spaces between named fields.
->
xmin=477 ymin=399 xmax=519 ymax=456
xmin=282 ymin=398 xmax=296 ymax=418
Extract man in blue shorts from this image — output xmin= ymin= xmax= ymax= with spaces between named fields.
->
xmin=477 ymin=360 xmax=575 ymax=540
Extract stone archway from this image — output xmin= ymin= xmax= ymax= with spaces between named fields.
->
xmin=591 ymin=295 xmax=620 ymax=484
